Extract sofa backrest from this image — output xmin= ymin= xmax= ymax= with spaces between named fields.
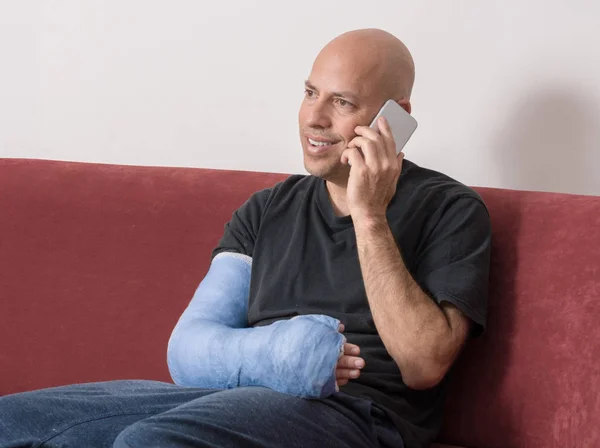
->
xmin=0 ymin=159 xmax=287 ymax=395
xmin=438 ymin=186 xmax=600 ymax=448
xmin=1 ymin=159 xmax=599 ymax=448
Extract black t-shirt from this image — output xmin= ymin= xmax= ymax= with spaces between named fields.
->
xmin=212 ymin=159 xmax=492 ymax=448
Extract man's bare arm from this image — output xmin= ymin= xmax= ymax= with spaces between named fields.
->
xmin=341 ymin=118 xmax=472 ymax=390
xmin=354 ymin=217 xmax=470 ymax=390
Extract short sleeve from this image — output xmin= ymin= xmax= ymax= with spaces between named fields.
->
xmin=211 ymin=187 xmax=273 ymax=260
xmin=414 ymin=196 xmax=492 ymax=336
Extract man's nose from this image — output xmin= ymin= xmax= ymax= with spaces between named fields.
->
xmin=305 ymin=100 xmax=332 ymax=129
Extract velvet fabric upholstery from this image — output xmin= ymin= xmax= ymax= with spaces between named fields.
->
xmin=1 ymin=158 xmax=598 ymax=448
xmin=0 ymin=159 xmax=287 ymax=394
xmin=438 ymin=186 xmax=600 ymax=448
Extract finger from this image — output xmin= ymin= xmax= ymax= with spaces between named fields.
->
xmin=338 ymin=323 xmax=345 ymax=332
xmin=354 ymin=124 xmax=385 ymax=144
xmin=355 ymin=124 xmax=388 ymax=165
xmin=336 ymin=368 xmax=362 ymax=379
xmin=337 ymin=355 xmax=365 ymax=369
xmin=348 ymin=136 xmax=381 ymax=168
xmin=378 ymin=117 xmax=397 ymax=158
xmin=337 ymin=378 xmax=349 ymax=387
xmin=341 ymin=147 xmax=366 ymax=169
xmin=343 ymin=343 xmax=360 ymax=356
xmin=397 ymin=151 xmax=405 ymax=169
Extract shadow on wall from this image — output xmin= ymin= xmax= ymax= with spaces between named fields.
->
xmin=495 ymin=86 xmax=600 ymax=196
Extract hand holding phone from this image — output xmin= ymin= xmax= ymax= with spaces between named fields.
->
xmin=346 ymin=100 xmax=417 ymax=167
xmin=342 ymin=100 xmax=415 ymax=218
xmin=369 ymin=100 xmax=417 ymax=155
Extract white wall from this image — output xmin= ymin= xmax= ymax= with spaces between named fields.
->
xmin=1 ymin=0 xmax=599 ymax=195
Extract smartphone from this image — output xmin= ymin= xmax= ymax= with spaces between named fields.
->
xmin=369 ymin=100 xmax=418 ymax=155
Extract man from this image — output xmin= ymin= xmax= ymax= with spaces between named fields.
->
xmin=0 ymin=29 xmax=490 ymax=448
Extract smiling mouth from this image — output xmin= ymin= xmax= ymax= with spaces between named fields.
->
xmin=308 ymin=137 xmax=337 ymax=147
xmin=306 ymin=137 xmax=340 ymax=154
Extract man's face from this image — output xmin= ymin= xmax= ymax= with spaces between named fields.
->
xmin=298 ymin=51 xmax=386 ymax=183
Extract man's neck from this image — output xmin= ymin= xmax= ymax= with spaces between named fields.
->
xmin=325 ymin=180 xmax=351 ymax=217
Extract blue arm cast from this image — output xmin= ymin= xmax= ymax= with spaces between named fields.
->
xmin=167 ymin=252 xmax=344 ymax=398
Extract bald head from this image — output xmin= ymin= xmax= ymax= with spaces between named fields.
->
xmin=316 ymin=29 xmax=415 ymax=100
xmin=299 ymin=29 xmax=415 ymax=183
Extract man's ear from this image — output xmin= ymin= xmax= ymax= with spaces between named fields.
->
xmin=397 ymin=99 xmax=412 ymax=115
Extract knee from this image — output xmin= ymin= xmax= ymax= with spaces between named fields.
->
xmin=112 ymin=425 xmax=133 ymax=448
xmin=113 ymin=423 xmax=144 ymax=448
xmin=0 ymin=393 xmax=52 ymax=444
xmin=0 ymin=390 xmax=33 ymax=407
xmin=0 ymin=392 xmax=38 ymax=427
xmin=113 ymin=421 xmax=170 ymax=448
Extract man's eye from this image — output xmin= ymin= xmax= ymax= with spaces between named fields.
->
xmin=335 ymin=98 xmax=353 ymax=108
xmin=305 ymin=89 xmax=315 ymax=98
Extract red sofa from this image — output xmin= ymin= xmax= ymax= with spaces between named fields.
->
xmin=1 ymin=158 xmax=599 ymax=448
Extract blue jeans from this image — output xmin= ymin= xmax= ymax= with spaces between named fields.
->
xmin=0 ymin=380 xmax=404 ymax=448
